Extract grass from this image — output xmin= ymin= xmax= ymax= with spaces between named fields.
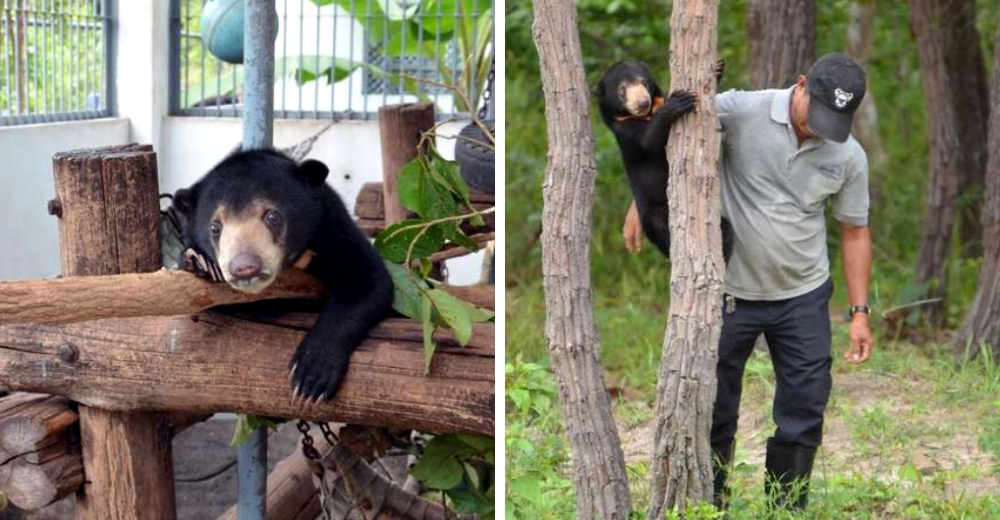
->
xmin=506 ymin=294 xmax=1000 ymax=518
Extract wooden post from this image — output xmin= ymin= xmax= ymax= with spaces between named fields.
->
xmin=52 ymin=146 xmax=177 ymax=520
xmin=377 ymin=103 xmax=436 ymax=226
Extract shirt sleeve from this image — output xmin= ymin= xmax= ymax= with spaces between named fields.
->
xmin=832 ymin=148 xmax=870 ymax=226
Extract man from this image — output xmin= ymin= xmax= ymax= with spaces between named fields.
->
xmin=623 ymin=53 xmax=873 ymax=511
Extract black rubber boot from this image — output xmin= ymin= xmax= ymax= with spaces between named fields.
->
xmin=712 ymin=441 xmax=735 ymax=510
xmin=764 ymin=437 xmax=816 ymax=512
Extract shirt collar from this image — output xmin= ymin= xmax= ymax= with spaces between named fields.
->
xmin=770 ymin=85 xmax=796 ymax=125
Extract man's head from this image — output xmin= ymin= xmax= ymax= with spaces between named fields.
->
xmin=791 ymin=53 xmax=867 ymax=143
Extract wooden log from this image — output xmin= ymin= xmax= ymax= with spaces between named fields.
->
xmin=0 ymin=316 xmax=494 ymax=437
xmin=0 ymin=452 xmax=83 ymax=511
xmin=378 ymin=104 xmax=436 ymax=226
xmin=0 ymin=394 xmax=76 ymax=465
xmin=0 ymin=270 xmax=492 ymax=326
xmin=0 ymin=395 xmax=206 ymax=512
xmin=0 ymin=268 xmax=326 ymax=326
xmin=51 ymin=146 xmax=177 ymax=520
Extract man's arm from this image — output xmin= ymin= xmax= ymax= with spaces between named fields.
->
xmin=842 ymin=223 xmax=872 ymax=364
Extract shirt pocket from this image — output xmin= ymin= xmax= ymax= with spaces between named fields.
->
xmin=795 ymin=164 xmax=844 ymax=211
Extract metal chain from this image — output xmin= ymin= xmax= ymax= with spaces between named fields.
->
xmin=318 ymin=421 xmax=340 ymax=446
xmin=478 ymin=57 xmax=495 ymax=121
xmin=297 ymin=420 xmax=322 ymax=468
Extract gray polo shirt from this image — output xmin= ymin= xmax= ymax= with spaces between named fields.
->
xmin=718 ymin=86 xmax=869 ymax=301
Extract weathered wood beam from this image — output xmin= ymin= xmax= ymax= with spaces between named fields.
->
xmin=0 ymin=270 xmax=493 ymax=327
xmin=0 ymin=316 xmax=494 ymax=437
xmin=0 ymin=268 xmax=326 ymax=326
xmin=353 ymin=181 xmax=496 ymax=238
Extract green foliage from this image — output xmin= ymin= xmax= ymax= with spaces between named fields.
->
xmin=304 ymin=0 xmax=494 ymax=112
xmin=410 ymin=434 xmax=495 ymax=517
xmin=229 ymin=414 xmax=284 ymax=447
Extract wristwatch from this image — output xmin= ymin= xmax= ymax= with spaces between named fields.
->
xmin=849 ymin=305 xmax=871 ymax=317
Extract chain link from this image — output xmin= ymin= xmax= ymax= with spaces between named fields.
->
xmin=318 ymin=421 xmax=339 ymax=446
xmin=297 ymin=420 xmax=322 ymax=464
xmin=477 ymin=57 xmax=495 ymax=121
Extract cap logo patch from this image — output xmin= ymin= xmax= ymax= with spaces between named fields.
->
xmin=834 ymin=88 xmax=854 ymax=109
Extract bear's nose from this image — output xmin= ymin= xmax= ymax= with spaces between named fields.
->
xmin=229 ymin=253 xmax=262 ymax=279
xmin=637 ymin=97 xmax=651 ymax=112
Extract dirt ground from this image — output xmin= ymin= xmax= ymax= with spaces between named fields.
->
xmin=620 ymin=368 xmax=1000 ymax=499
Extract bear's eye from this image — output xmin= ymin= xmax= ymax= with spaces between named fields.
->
xmin=263 ymin=209 xmax=283 ymax=228
xmin=618 ymin=85 xmax=626 ymax=98
xmin=209 ymin=220 xmax=222 ymax=237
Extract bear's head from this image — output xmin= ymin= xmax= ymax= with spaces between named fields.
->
xmin=595 ymin=61 xmax=665 ymax=123
xmin=173 ymin=149 xmax=328 ymax=294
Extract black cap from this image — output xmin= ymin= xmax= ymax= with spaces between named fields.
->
xmin=806 ymin=53 xmax=866 ymax=143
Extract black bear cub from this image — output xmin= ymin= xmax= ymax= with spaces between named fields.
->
xmin=596 ymin=61 xmax=733 ymax=261
xmin=172 ymin=149 xmax=394 ymax=402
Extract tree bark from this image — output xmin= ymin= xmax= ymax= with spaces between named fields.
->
xmin=532 ymin=1 xmax=632 ymax=519
xmin=910 ymin=0 xmax=988 ymax=324
xmin=747 ymin=0 xmax=816 ymax=89
xmin=647 ymin=0 xmax=724 ymax=515
xmin=956 ymin=28 xmax=1000 ymax=359
xmin=846 ymin=0 xmax=886 ymax=170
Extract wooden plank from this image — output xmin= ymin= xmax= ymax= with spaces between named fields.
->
xmin=0 ymin=316 xmax=494 ymax=436
xmin=353 ymin=182 xmax=495 ymax=220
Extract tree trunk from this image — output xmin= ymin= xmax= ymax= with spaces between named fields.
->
xmin=956 ymin=28 xmax=1000 ymax=359
xmin=846 ymin=0 xmax=886 ymax=169
xmin=747 ymin=0 xmax=816 ymax=89
xmin=910 ymin=0 xmax=988 ymax=324
xmin=647 ymin=0 xmax=724 ymax=515
xmin=532 ymin=1 xmax=632 ymax=519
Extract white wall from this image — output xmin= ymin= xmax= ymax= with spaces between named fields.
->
xmin=0 ymin=118 xmax=130 ymax=280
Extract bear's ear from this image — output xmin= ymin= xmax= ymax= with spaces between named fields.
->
xmin=298 ymin=159 xmax=329 ymax=188
xmin=172 ymin=187 xmax=196 ymax=216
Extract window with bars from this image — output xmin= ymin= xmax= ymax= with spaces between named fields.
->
xmin=0 ymin=0 xmax=114 ymax=126
xmin=169 ymin=0 xmax=493 ymax=120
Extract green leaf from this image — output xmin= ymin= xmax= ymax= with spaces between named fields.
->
xmin=230 ymin=415 xmax=284 ymax=447
xmin=411 ymin=436 xmax=472 ymax=490
xmin=447 ymin=483 xmax=495 ymax=514
xmin=468 ymin=304 xmax=495 ymax=323
xmin=430 ymin=156 xmax=470 ymax=201
xmin=509 ymin=477 xmax=543 ymax=505
xmin=385 ymin=261 xmax=426 ymax=320
xmin=505 ymin=499 xmax=516 ymax=520
xmin=375 ymin=219 xmax=445 ymax=263
xmin=397 ymin=157 xmax=459 ymax=220
xmin=444 ymin=224 xmax=481 ymax=251
xmin=427 ymin=288 xmax=473 ymax=345
xmin=422 ymin=293 xmax=436 ymax=374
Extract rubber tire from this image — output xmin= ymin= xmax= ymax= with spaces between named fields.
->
xmin=455 ymin=120 xmax=495 ymax=195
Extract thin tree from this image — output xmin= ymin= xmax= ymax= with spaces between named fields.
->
xmin=747 ymin=0 xmax=816 ymax=89
xmin=846 ymin=0 xmax=886 ymax=169
xmin=647 ymin=0 xmax=725 ymax=514
xmin=532 ymin=1 xmax=632 ymax=519
xmin=909 ymin=0 xmax=988 ymax=324
xmin=956 ymin=29 xmax=1000 ymax=359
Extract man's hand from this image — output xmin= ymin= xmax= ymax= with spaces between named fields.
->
xmin=623 ymin=201 xmax=644 ymax=253
xmin=845 ymin=314 xmax=872 ymax=364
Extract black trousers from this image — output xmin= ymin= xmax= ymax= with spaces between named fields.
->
xmin=711 ymin=278 xmax=834 ymax=449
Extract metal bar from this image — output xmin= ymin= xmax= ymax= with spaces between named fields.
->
xmin=330 ymin=2 xmax=342 ymax=120
xmin=12 ymin=0 xmax=20 ymax=115
xmin=169 ymin=0 xmax=181 ymax=113
xmin=433 ymin=0 xmax=441 ymax=109
xmin=279 ymin=0 xmax=286 ymax=117
xmin=364 ymin=0 xmax=370 ymax=114
xmin=104 ymin=0 xmax=115 ymax=116
xmin=4 ymin=0 xmax=11 ymax=115
xmin=238 ymin=2 xmax=277 ymax=515
xmin=41 ymin=0 xmax=47 ymax=116
xmin=297 ymin=0 xmax=302 ymax=116
xmin=346 ymin=0 xmax=353 ymax=113
xmin=57 ymin=0 xmax=63 ymax=112
xmin=313 ymin=0 xmax=318 ymax=119
xmin=199 ymin=0 xmax=206 ymax=115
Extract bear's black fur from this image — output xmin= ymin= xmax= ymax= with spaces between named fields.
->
xmin=596 ymin=61 xmax=733 ymax=261
xmin=172 ymin=149 xmax=394 ymax=402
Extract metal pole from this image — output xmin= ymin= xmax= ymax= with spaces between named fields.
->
xmin=237 ymin=1 xmax=276 ymax=519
